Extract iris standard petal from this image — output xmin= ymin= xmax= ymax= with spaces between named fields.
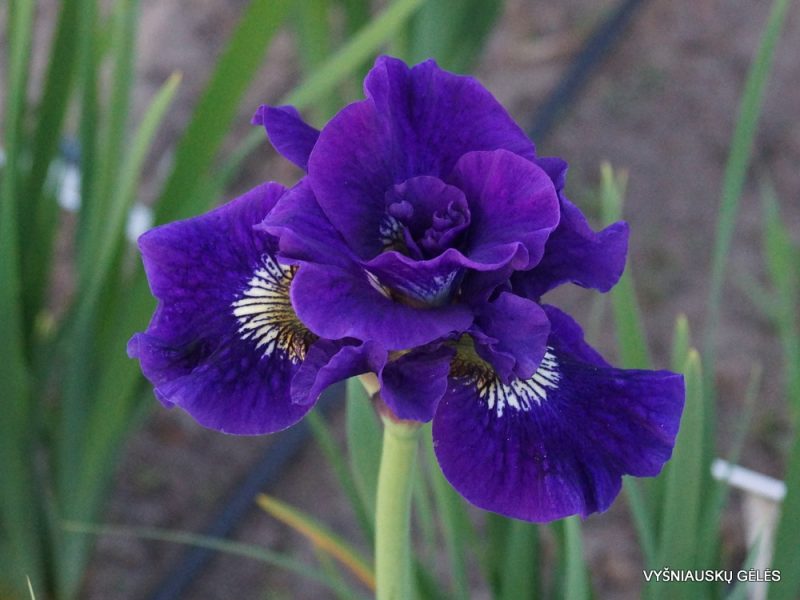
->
xmin=308 ymin=100 xmax=395 ymax=258
xmin=448 ymin=149 xmax=560 ymax=271
xmin=258 ymin=180 xmax=356 ymax=269
xmin=290 ymin=263 xmax=473 ymax=350
xmin=513 ymin=157 xmax=629 ymax=299
xmin=253 ymin=105 xmax=320 ymax=171
xmin=364 ymin=56 xmax=537 ymax=174
xmin=128 ymin=182 xmax=319 ymax=434
xmin=308 ymin=56 xmax=539 ymax=259
xmin=433 ymin=307 xmax=684 ymax=522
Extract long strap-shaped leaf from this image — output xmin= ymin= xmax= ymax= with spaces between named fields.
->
xmin=702 ymin=0 xmax=793 ymax=383
xmin=154 ymin=0 xmax=291 ymax=224
xmin=0 ymin=0 xmax=44 ymax=595
xmin=257 ymin=494 xmax=375 ymax=592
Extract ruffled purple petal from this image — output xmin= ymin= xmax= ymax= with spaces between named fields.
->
xmin=363 ymin=250 xmax=465 ymax=307
xmin=383 ymin=176 xmax=470 ymax=258
xmin=379 ymin=345 xmax=454 ymax=422
xmin=513 ymin=157 xmax=629 ymax=299
xmin=308 ymin=100 xmax=394 ymax=258
xmin=308 ymin=56 xmax=538 ymax=258
xmin=128 ymin=182 xmax=318 ymax=434
xmin=290 ymin=263 xmax=473 ymax=350
xmin=364 ymin=56 xmax=537 ymax=173
xmin=433 ymin=307 xmax=684 ymax=522
xmin=253 ymin=105 xmax=320 ymax=171
xmin=449 ymin=150 xmax=559 ymax=271
xmin=472 ymin=292 xmax=550 ymax=381
xmin=258 ymin=179 xmax=356 ymax=269
xmin=291 ymin=339 xmax=387 ymax=406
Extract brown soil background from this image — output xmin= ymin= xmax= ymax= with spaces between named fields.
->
xmin=69 ymin=0 xmax=800 ymax=598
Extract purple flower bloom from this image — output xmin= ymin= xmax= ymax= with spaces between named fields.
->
xmin=130 ymin=56 xmax=684 ymax=522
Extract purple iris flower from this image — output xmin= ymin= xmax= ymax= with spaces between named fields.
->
xmin=129 ymin=56 xmax=684 ymax=522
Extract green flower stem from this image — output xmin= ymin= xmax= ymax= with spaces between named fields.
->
xmin=375 ymin=415 xmax=421 ymax=600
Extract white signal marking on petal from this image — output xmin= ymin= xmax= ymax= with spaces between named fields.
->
xmin=457 ymin=348 xmax=561 ymax=418
xmin=378 ymin=214 xmax=403 ymax=249
xmin=231 ymin=254 xmax=312 ymax=363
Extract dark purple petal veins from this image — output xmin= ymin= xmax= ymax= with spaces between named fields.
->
xmin=432 ymin=308 xmax=684 ymax=522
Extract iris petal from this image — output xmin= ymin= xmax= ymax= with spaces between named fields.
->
xmin=308 ymin=56 xmax=540 ymax=259
xmin=253 ymin=105 xmax=320 ymax=171
xmin=513 ymin=157 xmax=629 ymax=299
xmin=472 ymin=292 xmax=550 ymax=382
xmin=432 ymin=306 xmax=684 ymax=521
xmin=290 ymin=263 xmax=473 ymax=350
xmin=448 ymin=150 xmax=560 ymax=272
xmin=379 ymin=345 xmax=454 ymax=422
xmin=128 ymin=183 xmax=319 ymax=434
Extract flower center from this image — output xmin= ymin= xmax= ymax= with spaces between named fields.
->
xmin=379 ymin=176 xmax=470 ymax=260
xmin=231 ymin=254 xmax=315 ymax=362
xmin=451 ymin=335 xmax=561 ymax=418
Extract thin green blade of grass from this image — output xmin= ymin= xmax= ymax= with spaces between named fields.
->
xmin=75 ymin=0 xmax=100 ymax=251
xmin=79 ymin=0 xmax=140 ymax=283
xmin=19 ymin=0 xmax=83 ymax=337
xmin=768 ymin=422 xmax=800 ymax=600
xmin=154 ymin=0 xmax=291 ymax=225
xmin=600 ymin=162 xmax=660 ymax=567
xmin=423 ymin=430 xmax=472 ymax=600
xmin=62 ymin=520 xmax=356 ymax=594
xmin=760 ymin=182 xmax=800 ymax=417
xmin=213 ymin=0 xmax=426 ymax=193
xmin=306 ymin=410 xmax=375 ymax=544
xmin=652 ymin=350 xmax=704 ymax=600
xmin=726 ymin=533 xmax=764 ymax=600
xmin=696 ymin=365 xmax=761 ymax=575
xmin=599 ymin=162 xmax=652 ymax=370
xmin=670 ymin=314 xmax=691 ymax=373
xmin=702 ymin=0 xmax=793 ymax=382
xmin=335 ymin=0 xmax=375 ymax=91
xmin=345 ymin=377 xmax=382 ymax=522
xmin=257 ymin=494 xmax=375 ymax=592
xmin=0 ymin=0 xmax=44 ymax=594
xmin=563 ymin=517 xmax=591 ymax=600
xmin=81 ymin=72 xmax=182 ymax=310
xmin=313 ymin=547 xmax=370 ymax=600
xmin=623 ymin=478 xmax=657 ymax=569
xmin=61 ymin=72 xmax=181 ymax=489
